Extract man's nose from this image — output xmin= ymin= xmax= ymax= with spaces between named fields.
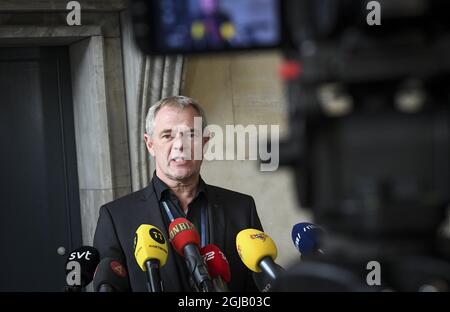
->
xmin=172 ymin=133 xmax=184 ymax=151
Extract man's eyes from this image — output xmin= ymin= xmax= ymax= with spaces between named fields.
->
xmin=161 ymin=132 xmax=199 ymax=139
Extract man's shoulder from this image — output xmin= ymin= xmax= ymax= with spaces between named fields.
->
xmin=101 ymin=186 xmax=152 ymax=214
xmin=206 ymin=184 xmax=254 ymax=203
xmin=206 ymin=184 xmax=262 ymax=230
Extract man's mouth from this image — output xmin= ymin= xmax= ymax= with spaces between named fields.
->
xmin=170 ymin=156 xmax=189 ymax=164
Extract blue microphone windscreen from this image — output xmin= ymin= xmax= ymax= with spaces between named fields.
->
xmin=291 ymin=223 xmax=323 ymax=254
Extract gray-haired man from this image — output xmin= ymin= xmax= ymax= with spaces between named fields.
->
xmin=94 ymin=95 xmax=264 ymax=291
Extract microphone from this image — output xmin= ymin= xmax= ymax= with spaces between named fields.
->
xmin=291 ymin=222 xmax=325 ymax=258
xmin=252 ymin=262 xmax=285 ymax=292
xmin=236 ymin=229 xmax=284 ymax=285
xmin=134 ymin=224 xmax=168 ymax=292
xmin=200 ymin=244 xmax=231 ymax=292
xmin=169 ymin=218 xmax=214 ymax=292
xmin=64 ymin=246 xmax=100 ymax=292
xmin=93 ymin=257 xmax=130 ymax=292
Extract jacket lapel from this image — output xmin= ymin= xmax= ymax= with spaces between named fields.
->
xmin=206 ymin=185 xmax=227 ymax=252
xmin=140 ymin=185 xmax=167 ymax=241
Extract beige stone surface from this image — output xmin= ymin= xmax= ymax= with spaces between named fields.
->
xmin=183 ymin=52 xmax=312 ymax=267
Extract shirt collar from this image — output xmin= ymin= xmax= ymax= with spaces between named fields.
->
xmin=152 ymin=171 xmax=206 ymax=202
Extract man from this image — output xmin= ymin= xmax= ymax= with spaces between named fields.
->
xmin=94 ymin=95 xmax=263 ymax=291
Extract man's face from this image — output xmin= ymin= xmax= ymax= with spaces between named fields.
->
xmin=144 ymin=105 xmax=207 ymax=183
xmin=200 ymin=0 xmax=219 ymax=15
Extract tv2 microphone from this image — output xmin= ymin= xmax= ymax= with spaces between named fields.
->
xmin=200 ymin=244 xmax=231 ymax=292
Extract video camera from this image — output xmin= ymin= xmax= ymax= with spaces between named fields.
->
xmin=129 ymin=0 xmax=450 ymax=291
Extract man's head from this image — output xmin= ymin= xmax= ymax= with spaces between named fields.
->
xmin=144 ymin=96 xmax=209 ymax=183
xmin=200 ymin=0 xmax=220 ymax=15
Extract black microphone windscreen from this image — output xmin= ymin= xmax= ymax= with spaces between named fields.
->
xmin=93 ymin=257 xmax=130 ymax=292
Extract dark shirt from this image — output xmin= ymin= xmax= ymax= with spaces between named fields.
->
xmin=152 ymin=173 xmax=210 ymax=246
xmin=151 ymin=173 xmax=211 ymax=291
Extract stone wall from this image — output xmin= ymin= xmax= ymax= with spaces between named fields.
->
xmin=182 ymin=53 xmax=312 ymax=267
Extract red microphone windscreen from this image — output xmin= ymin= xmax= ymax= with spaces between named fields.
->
xmin=200 ymin=244 xmax=231 ymax=283
xmin=168 ymin=218 xmax=200 ymax=256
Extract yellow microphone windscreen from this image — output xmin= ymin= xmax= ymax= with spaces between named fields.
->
xmin=134 ymin=224 xmax=169 ymax=271
xmin=236 ymin=229 xmax=277 ymax=272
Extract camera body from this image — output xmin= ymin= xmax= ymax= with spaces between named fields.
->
xmin=277 ymin=0 xmax=450 ymax=291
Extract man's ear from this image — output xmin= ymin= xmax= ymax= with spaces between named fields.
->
xmin=144 ymin=134 xmax=155 ymax=157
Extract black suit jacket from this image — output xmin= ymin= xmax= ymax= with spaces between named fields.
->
xmin=93 ymin=183 xmax=263 ymax=292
